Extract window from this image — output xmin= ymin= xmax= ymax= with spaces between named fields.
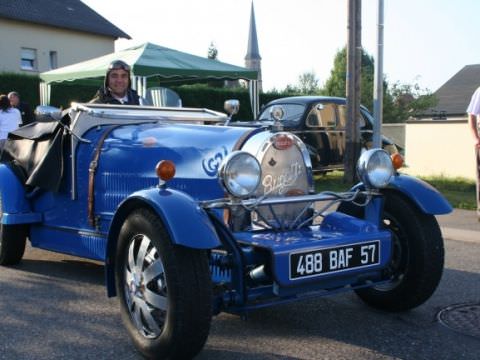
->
xmin=258 ymin=104 xmax=305 ymax=124
xmin=49 ymin=51 xmax=58 ymax=70
xmin=338 ymin=105 xmax=366 ymax=128
xmin=20 ymin=48 xmax=37 ymax=70
xmin=306 ymin=103 xmax=336 ymax=128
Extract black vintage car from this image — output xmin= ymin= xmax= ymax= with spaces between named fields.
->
xmin=234 ymin=96 xmax=399 ymax=172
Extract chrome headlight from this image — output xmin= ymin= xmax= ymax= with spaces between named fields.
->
xmin=219 ymin=151 xmax=261 ymax=198
xmin=357 ymin=149 xmax=394 ymax=189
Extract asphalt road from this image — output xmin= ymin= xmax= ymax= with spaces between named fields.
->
xmin=0 ymin=213 xmax=479 ymax=360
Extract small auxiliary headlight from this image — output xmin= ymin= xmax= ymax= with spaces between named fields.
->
xmin=155 ymin=160 xmax=176 ymax=181
xmin=357 ymin=149 xmax=394 ymax=189
xmin=391 ymin=153 xmax=404 ymax=170
xmin=219 ymin=151 xmax=261 ymax=198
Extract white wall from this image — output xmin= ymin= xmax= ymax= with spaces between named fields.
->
xmin=382 ymin=123 xmax=405 ymax=149
xmin=405 ymin=118 xmax=476 ymax=180
xmin=0 ymin=18 xmax=114 ymax=74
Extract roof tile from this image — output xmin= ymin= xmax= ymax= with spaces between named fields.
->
xmin=0 ymin=0 xmax=130 ymax=39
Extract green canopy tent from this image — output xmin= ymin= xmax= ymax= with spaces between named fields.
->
xmin=39 ymin=42 xmax=260 ymax=115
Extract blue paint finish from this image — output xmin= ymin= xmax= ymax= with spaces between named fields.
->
xmin=364 ymin=196 xmax=384 ymax=227
xmin=2 ymin=212 xmax=42 ymax=224
xmin=0 ymin=164 xmax=31 ymax=217
xmin=30 ymin=225 xmax=107 ymax=261
xmin=235 ymin=217 xmax=392 ymax=287
xmin=388 ymin=174 xmax=452 ymax=214
xmin=319 ymin=212 xmax=379 ymax=233
xmin=352 ymin=173 xmax=453 ymax=215
xmin=116 ymin=187 xmax=221 ymax=249
xmin=93 ymin=123 xmax=253 ymax=218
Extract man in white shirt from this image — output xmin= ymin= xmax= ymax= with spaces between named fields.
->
xmin=466 ymin=86 xmax=480 ymax=220
xmin=0 ymin=94 xmax=21 ymax=148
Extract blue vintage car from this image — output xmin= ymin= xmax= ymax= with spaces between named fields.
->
xmin=0 ymin=102 xmax=451 ymax=359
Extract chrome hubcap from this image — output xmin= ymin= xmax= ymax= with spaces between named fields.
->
xmin=124 ymin=234 xmax=167 ymax=338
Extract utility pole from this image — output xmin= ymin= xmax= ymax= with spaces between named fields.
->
xmin=372 ymin=0 xmax=384 ymax=148
xmin=344 ymin=0 xmax=362 ymax=184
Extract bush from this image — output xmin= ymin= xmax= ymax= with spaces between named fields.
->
xmin=50 ymin=83 xmax=97 ymax=109
xmin=0 ymin=72 xmax=40 ymax=107
xmin=0 ymin=73 xmax=291 ymax=116
xmin=172 ymin=84 xmax=295 ymax=119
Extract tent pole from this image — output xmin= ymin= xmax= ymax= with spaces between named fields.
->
xmin=249 ymin=80 xmax=259 ymax=118
xmin=132 ymin=76 xmax=138 ymax=91
xmin=143 ymin=77 xmax=147 ymax=98
xmin=39 ymin=82 xmax=51 ymax=105
xmin=39 ymin=82 xmax=45 ymax=105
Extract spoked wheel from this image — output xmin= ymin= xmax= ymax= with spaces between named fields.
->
xmin=339 ymin=191 xmax=445 ymax=312
xmin=116 ymin=208 xmax=212 ymax=359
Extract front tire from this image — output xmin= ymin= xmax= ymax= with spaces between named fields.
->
xmin=339 ymin=191 xmax=444 ymax=312
xmin=115 ymin=208 xmax=212 ymax=359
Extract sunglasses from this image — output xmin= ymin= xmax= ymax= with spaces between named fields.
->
xmin=108 ymin=61 xmax=131 ymax=71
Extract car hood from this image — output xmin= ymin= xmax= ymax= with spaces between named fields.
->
xmin=86 ymin=122 xmax=262 ymax=201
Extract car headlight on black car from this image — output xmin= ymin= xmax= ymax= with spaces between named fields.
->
xmin=357 ymin=149 xmax=394 ymax=189
xmin=219 ymin=151 xmax=261 ymax=198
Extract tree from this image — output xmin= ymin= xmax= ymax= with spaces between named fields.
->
xmin=207 ymin=42 xmax=218 ymax=60
xmin=382 ymin=81 xmax=437 ymax=123
xmin=323 ymin=46 xmax=376 ymax=111
xmin=323 ymin=46 xmax=437 ymax=123
xmin=283 ymin=71 xmax=321 ymax=95
xmin=297 ymin=71 xmax=321 ymax=94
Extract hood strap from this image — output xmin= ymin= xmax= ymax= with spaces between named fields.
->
xmin=88 ymin=125 xmax=121 ymax=228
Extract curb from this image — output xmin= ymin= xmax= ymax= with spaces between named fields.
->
xmin=441 ymin=227 xmax=480 ymax=244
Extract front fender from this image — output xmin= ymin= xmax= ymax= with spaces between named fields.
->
xmin=0 ymin=164 xmax=40 ymax=224
xmin=104 ymin=187 xmax=221 ymax=297
xmin=115 ymin=187 xmax=221 ymax=249
xmin=352 ymin=173 xmax=452 ymax=215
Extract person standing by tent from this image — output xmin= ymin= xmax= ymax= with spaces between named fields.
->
xmin=0 ymin=94 xmax=21 ymax=149
xmin=467 ymin=86 xmax=480 ymax=221
xmin=89 ymin=60 xmax=141 ymax=105
xmin=8 ymin=91 xmax=34 ymax=126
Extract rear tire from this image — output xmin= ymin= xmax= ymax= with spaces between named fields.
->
xmin=339 ymin=191 xmax=444 ymax=312
xmin=0 ymin=224 xmax=27 ymax=265
xmin=115 ymin=208 xmax=212 ymax=359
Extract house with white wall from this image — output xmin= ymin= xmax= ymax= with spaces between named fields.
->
xmin=404 ymin=64 xmax=480 ymax=181
xmin=0 ymin=0 xmax=130 ymax=74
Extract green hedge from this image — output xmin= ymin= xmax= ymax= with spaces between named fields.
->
xmin=0 ymin=72 xmax=97 ymax=109
xmin=0 ymin=72 xmax=40 ymax=107
xmin=49 ymin=83 xmax=98 ymax=109
xmin=173 ymin=84 xmax=292 ymax=119
xmin=0 ymin=73 xmax=289 ymax=117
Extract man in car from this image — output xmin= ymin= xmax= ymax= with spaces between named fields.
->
xmin=90 ymin=60 xmax=141 ymax=105
xmin=467 ymin=86 xmax=480 ymax=221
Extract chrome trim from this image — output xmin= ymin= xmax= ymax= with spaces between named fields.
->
xmin=69 ymin=102 xmax=227 ymax=139
xmin=200 ymin=189 xmax=375 ymax=209
xmin=200 ymin=189 xmax=375 ymax=230
xmin=241 ymin=131 xmax=314 ymax=193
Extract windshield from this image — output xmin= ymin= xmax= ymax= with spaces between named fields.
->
xmin=258 ymin=104 xmax=306 ymax=124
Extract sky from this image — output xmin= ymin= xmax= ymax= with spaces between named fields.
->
xmin=82 ymin=0 xmax=480 ymax=93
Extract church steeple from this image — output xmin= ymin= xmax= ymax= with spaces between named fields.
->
xmin=245 ymin=1 xmax=262 ymax=91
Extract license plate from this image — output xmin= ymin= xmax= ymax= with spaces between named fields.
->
xmin=290 ymin=241 xmax=380 ymax=280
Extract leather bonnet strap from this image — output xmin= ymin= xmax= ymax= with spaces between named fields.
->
xmin=88 ymin=125 xmax=120 ymax=227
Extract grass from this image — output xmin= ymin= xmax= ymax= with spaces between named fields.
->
xmin=419 ymin=175 xmax=476 ymax=210
xmin=314 ymin=172 xmax=477 ymax=210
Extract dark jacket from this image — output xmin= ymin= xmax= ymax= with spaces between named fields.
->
xmin=16 ymin=101 xmax=35 ymax=126
xmin=89 ymin=87 xmax=140 ymax=105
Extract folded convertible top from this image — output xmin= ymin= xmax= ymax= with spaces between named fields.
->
xmin=1 ymin=121 xmax=65 ymax=192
